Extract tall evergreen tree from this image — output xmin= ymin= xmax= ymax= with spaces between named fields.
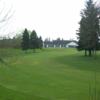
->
xmin=30 ymin=30 xmax=38 ymax=51
xmin=77 ymin=0 xmax=100 ymax=56
xmin=21 ymin=28 xmax=29 ymax=51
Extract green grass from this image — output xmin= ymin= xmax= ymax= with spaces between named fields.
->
xmin=0 ymin=48 xmax=100 ymax=100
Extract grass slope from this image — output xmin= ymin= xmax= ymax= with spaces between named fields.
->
xmin=0 ymin=48 xmax=100 ymax=100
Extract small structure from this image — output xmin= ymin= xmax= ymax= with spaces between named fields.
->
xmin=67 ymin=42 xmax=78 ymax=48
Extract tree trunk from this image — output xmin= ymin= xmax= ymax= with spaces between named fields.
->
xmin=85 ymin=49 xmax=87 ymax=56
xmin=89 ymin=49 xmax=92 ymax=56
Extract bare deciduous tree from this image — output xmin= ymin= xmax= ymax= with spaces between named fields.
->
xmin=0 ymin=0 xmax=14 ymax=28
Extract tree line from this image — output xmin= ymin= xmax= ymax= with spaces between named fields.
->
xmin=0 ymin=34 xmax=22 ymax=48
xmin=0 ymin=28 xmax=43 ymax=51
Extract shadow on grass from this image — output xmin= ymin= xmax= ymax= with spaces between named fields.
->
xmin=0 ymin=58 xmax=8 ymax=66
xmin=0 ymin=84 xmax=48 ymax=100
xmin=53 ymin=53 xmax=100 ymax=72
xmin=0 ymin=57 xmax=19 ymax=68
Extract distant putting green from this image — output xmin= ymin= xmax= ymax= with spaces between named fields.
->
xmin=0 ymin=48 xmax=100 ymax=100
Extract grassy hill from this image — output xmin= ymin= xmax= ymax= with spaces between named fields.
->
xmin=0 ymin=48 xmax=100 ymax=100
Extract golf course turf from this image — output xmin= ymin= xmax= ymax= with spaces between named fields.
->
xmin=0 ymin=48 xmax=100 ymax=100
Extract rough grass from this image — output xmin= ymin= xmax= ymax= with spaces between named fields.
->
xmin=0 ymin=48 xmax=100 ymax=100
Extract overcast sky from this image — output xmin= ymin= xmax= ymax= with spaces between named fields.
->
xmin=0 ymin=0 xmax=99 ymax=40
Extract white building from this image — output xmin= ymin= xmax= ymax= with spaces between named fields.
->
xmin=66 ymin=42 xmax=78 ymax=48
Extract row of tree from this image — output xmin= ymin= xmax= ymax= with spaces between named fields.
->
xmin=21 ymin=28 xmax=43 ymax=51
xmin=0 ymin=29 xmax=43 ymax=50
xmin=0 ymin=34 xmax=22 ymax=48
xmin=77 ymin=0 xmax=100 ymax=56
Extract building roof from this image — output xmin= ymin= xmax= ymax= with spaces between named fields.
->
xmin=67 ymin=41 xmax=78 ymax=46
